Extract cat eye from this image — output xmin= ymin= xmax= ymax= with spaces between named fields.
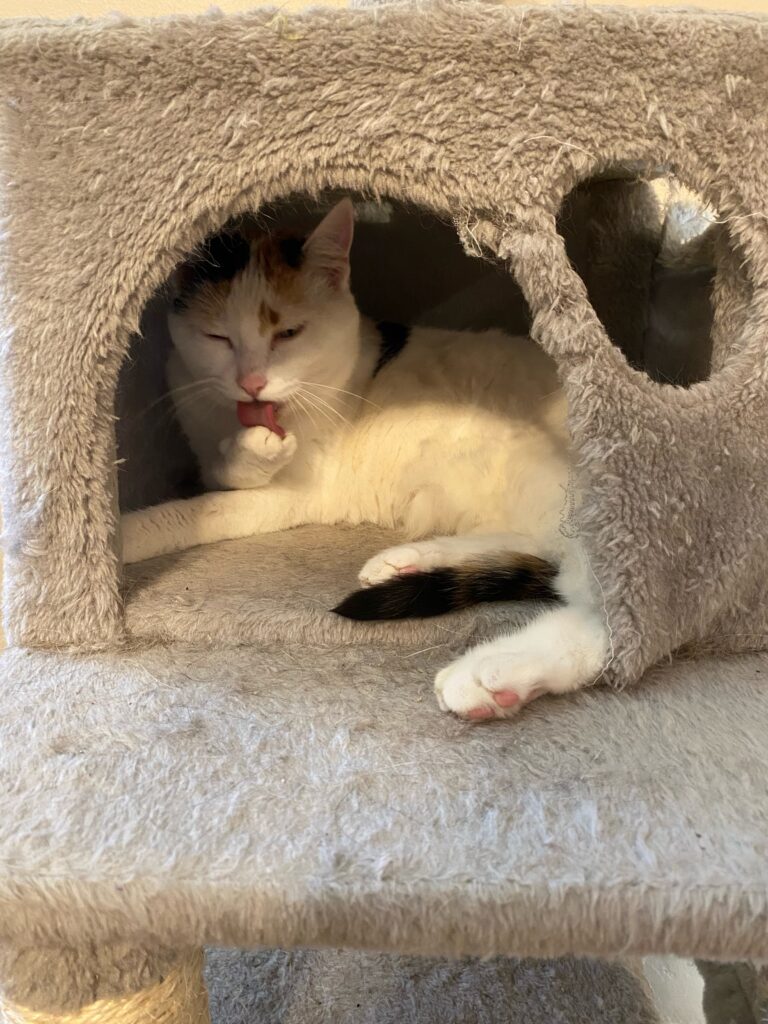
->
xmin=205 ymin=333 xmax=232 ymax=347
xmin=274 ymin=324 xmax=305 ymax=342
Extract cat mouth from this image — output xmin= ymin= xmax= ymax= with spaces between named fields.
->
xmin=236 ymin=400 xmax=286 ymax=438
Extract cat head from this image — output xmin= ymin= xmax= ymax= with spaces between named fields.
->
xmin=168 ymin=198 xmax=360 ymax=404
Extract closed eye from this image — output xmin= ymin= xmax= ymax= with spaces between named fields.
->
xmin=274 ymin=324 xmax=305 ymax=342
xmin=205 ymin=333 xmax=232 ymax=346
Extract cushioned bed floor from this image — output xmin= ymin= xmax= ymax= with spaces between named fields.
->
xmin=1 ymin=526 xmax=767 ymax=961
xmin=123 ymin=524 xmax=534 ymax=649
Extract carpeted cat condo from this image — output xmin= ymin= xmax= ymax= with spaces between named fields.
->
xmin=0 ymin=1 xmax=767 ymax=1019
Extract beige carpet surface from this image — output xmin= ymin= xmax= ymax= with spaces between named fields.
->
xmin=204 ymin=948 xmax=661 ymax=1024
xmin=1 ymin=0 xmax=768 ymax=1005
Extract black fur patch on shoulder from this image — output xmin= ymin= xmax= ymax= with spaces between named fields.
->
xmin=333 ymin=555 xmax=559 ymax=621
xmin=374 ymin=322 xmax=411 ymax=376
xmin=278 ymin=236 xmax=305 ymax=269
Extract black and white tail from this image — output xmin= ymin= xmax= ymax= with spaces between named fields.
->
xmin=332 ymin=553 xmax=560 ymax=621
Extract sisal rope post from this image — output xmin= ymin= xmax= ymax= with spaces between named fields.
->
xmin=0 ymin=950 xmax=209 ymax=1024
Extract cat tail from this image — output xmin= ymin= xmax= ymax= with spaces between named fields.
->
xmin=332 ymin=552 xmax=560 ymax=621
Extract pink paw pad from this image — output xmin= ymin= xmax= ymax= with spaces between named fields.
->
xmin=493 ymin=690 xmax=521 ymax=708
xmin=397 ymin=565 xmax=421 ymax=575
xmin=466 ymin=706 xmax=495 ymax=721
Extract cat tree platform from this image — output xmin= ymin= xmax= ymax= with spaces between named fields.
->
xmin=1 ymin=529 xmax=768 ymax=1017
xmin=2 ymin=0 xmax=768 ymax=1018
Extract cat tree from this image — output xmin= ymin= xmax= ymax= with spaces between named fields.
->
xmin=1 ymin=0 xmax=767 ymax=1019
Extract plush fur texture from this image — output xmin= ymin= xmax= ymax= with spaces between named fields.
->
xmin=0 ymin=633 xmax=767 ymax=975
xmin=0 ymin=2 xmax=767 ymax=689
xmin=123 ymin=525 xmax=538 ymax=648
xmin=332 ymin=553 xmax=559 ymax=620
xmin=204 ymin=949 xmax=661 ymax=1024
xmin=0 ymin=945 xmax=187 ymax=1014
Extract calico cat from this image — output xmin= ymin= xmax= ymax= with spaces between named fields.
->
xmin=122 ymin=198 xmax=609 ymax=720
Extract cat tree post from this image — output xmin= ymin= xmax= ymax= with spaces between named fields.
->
xmin=0 ymin=948 xmax=209 ymax=1024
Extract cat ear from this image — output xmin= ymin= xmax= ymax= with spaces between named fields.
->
xmin=303 ymin=198 xmax=355 ymax=289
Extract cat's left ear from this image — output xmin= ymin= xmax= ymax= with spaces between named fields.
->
xmin=303 ymin=198 xmax=355 ymax=289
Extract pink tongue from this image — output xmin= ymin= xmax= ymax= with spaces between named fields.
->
xmin=237 ymin=400 xmax=285 ymax=438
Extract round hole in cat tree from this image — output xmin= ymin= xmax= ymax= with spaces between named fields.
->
xmin=556 ymin=171 xmax=733 ymax=387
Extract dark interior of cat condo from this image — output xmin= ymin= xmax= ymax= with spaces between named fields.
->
xmin=116 ymin=173 xmax=721 ymax=516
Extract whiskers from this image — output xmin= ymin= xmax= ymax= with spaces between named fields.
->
xmin=297 ymin=381 xmax=381 ymax=410
xmin=287 ymin=380 xmax=377 ymax=432
xmin=289 ymin=387 xmax=351 ymax=430
xmin=127 ymin=376 xmax=225 ymax=427
xmin=129 ymin=374 xmax=376 ymax=439
xmin=289 ymin=390 xmax=323 ymax=434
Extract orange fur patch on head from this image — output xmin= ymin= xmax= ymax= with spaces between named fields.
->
xmin=257 ymin=300 xmax=280 ymax=331
xmin=175 ymin=229 xmax=306 ymax=329
xmin=252 ymin=235 xmax=305 ymax=304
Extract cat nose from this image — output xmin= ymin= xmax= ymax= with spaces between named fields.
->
xmin=238 ymin=373 xmax=267 ymax=398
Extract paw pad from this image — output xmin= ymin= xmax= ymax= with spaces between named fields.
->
xmin=492 ymin=690 xmax=521 ymax=708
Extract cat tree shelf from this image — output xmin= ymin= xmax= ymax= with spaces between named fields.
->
xmin=2 ymin=545 xmax=767 ymax=960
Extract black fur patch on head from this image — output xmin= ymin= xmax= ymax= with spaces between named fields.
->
xmin=278 ymin=236 xmax=305 ymax=269
xmin=374 ymin=322 xmax=411 ymax=376
xmin=198 ymin=232 xmax=251 ymax=283
xmin=173 ymin=231 xmax=251 ymax=310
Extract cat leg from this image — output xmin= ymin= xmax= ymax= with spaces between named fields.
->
xmin=121 ymin=486 xmax=304 ymax=564
xmin=434 ymin=541 xmax=609 ymax=720
xmin=358 ymin=531 xmax=542 ymax=587
xmin=434 ymin=603 xmax=609 ymax=720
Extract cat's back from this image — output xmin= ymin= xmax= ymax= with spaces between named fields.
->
xmin=333 ymin=325 xmax=569 ymax=538
xmin=368 ymin=326 xmax=560 ymax=414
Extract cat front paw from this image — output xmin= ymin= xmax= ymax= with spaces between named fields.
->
xmin=223 ymin=428 xmax=298 ymax=466
xmin=358 ymin=541 xmax=449 ymax=587
xmin=434 ymin=609 xmax=607 ymax=722
xmin=435 ymin=646 xmax=546 ymax=722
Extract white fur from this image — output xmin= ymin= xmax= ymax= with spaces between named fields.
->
xmin=121 ymin=200 xmax=609 ymax=720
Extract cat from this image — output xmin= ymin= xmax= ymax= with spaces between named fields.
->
xmin=122 ymin=198 xmax=609 ymax=721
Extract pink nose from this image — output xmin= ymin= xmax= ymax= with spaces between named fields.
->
xmin=238 ymin=373 xmax=267 ymax=398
